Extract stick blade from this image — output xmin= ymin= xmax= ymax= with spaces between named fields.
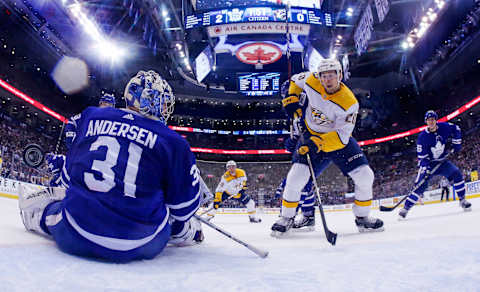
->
xmin=379 ymin=205 xmax=395 ymax=212
xmin=327 ymin=231 xmax=337 ymax=246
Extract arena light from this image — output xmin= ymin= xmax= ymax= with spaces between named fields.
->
xmin=401 ymin=0 xmax=448 ymax=49
xmin=0 ymin=78 xmax=68 ymax=123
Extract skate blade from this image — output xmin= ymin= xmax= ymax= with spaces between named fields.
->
xmin=398 ymin=216 xmax=408 ymax=221
xmin=463 ymin=207 xmax=472 ymax=212
xmin=292 ymin=226 xmax=315 ymax=232
xmin=270 ymin=230 xmax=292 ymax=238
xmin=357 ymin=226 xmax=385 ymax=233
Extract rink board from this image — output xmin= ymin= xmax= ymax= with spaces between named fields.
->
xmin=1 ymin=176 xmax=479 ymax=214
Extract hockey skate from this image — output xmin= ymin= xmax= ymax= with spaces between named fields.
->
xmin=355 ymin=216 xmax=384 ymax=233
xmin=271 ymin=216 xmax=294 ymax=237
xmin=292 ymin=214 xmax=315 ymax=232
xmin=460 ymin=199 xmax=472 ymax=212
xmin=18 ymin=184 xmax=65 ymax=236
xmin=398 ymin=208 xmax=409 ymax=220
xmin=249 ymin=215 xmax=262 ymax=223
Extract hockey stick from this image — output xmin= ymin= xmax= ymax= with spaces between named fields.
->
xmin=379 ymin=153 xmax=450 ymax=212
xmin=194 ymin=215 xmax=269 ymax=258
xmin=197 ymin=192 xmax=239 ymax=217
xmin=305 ymin=153 xmax=337 ymax=246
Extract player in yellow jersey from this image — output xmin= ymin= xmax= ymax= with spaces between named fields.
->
xmin=271 ymin=58 xmax=384 ymax=236
xmin=206 ymin=160 xmax=261 ymax=223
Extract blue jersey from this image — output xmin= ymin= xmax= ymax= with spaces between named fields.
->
xmin=46 ymin=154 xmax=69 ymax=187
xmin=63 ymin=107 xmax=200 ymax=245
xmin=416 ymin=122 xmax=461 ymax=167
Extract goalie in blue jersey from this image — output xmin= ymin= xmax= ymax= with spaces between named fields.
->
xmin=18 ymin=70 xmax=204 ymax=262
xmin=399 ymin=110 xmax=472 ymax=219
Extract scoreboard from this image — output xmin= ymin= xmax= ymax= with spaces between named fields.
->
xmin=238 ymin=72 xmax=280 ymax=96
xmin=185 ymin=6 xmax=333 ymax=29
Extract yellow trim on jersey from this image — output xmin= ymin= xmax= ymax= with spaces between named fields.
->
xmin=282 ymin=95 xmax=299 ymax=107
xmin=305 ymin=75 xmax=357 ymax=111
xmin=282 ymin=200 xmax=299 ymax=208
xmin=354 ymin=199 xmax=372 ymax=207
xmin=214 ymin=192 xmax=223 ymax=202
xmin=223 ymin=168 xmax=246 ymax=182
xmin=288 ymin=80 xmax=303 ymax=96
xmin=305 ymin=122 xmax=346 ymax=152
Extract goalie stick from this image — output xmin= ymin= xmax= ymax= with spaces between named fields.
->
xmin=379 ymin=152 xmax=451 ymax=212
xmin=195 ymin=215 xmax=269 ymax=258
xmin=195 ymin=176 xmax=268 ymax=258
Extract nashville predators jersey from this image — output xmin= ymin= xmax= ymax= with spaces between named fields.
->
xmin=215 ymin=168 xmax=247 ymax=195
xmin=289 ymin=72 xmax=359 ymax=152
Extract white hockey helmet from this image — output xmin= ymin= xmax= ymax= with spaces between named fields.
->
xmin=226 ymin=160 xmax=237 ymax=169
xmin=316 ymin=58 xmax=342 ymax=82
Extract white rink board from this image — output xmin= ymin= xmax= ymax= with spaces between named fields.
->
xmin=1 ymin=196 xmax=480 ymax=292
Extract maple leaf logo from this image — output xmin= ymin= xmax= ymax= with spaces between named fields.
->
xmin=242 ymin=47 xmax=276 ymax=63
xmin=236 ymin=43 xmax=282 ymax=65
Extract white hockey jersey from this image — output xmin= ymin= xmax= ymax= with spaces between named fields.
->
xmin=215 ymin=168 xmax=247 ymax=196
xmin=289 ymin=72 xmax=359 ymax=152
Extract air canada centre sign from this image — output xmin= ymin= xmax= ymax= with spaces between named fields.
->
xmin=208 ymin=22 xmax=310 ymax=37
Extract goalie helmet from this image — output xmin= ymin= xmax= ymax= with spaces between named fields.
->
xmin=124 ymin=70 xmax=175 ymax=123
xmin=99 ymin=93 xmax=116 ymax=107
xmin=424 ymin=110 xmax=438 ymax=121
xmin=226 ymin=160 xmax=237 ymax=169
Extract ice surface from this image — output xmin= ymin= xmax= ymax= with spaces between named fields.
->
xmin=1 ymin=197 xmax=479 ymax=292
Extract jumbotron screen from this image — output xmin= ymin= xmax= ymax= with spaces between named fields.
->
xmin=194 ymin=0 xmax=322 ymax=11
xmin=238 ymin=72 xmax=280 ymax=96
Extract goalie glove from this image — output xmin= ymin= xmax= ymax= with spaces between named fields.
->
xmin=169 ymin=217 xmax=204 ymax=247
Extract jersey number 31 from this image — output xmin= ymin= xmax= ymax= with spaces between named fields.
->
xmin=84 ymin=136 xmax=142 ymax=198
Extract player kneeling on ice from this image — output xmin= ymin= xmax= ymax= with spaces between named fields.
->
xmin=206 ymin=160 xmax=261 ymax=223
xmin=398 ymin=110 xmax=472 ymax=219
xmin=18 ymin=70 xmax=204 ymax=262
xmin=271 ymin=58 xmax=384 ymax=236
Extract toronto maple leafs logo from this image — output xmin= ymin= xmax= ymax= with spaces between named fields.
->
xmin=430 ymin=135 xmax=445 ymax=159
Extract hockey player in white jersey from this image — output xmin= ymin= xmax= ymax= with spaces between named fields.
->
xmin=206 ymin=160 xmax=261 ymax=223
xmin=271 ymin=58 xmax=383 ymax=236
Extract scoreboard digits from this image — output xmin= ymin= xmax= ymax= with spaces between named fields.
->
xmin=185 ymin=6 xmax=333 ymax=29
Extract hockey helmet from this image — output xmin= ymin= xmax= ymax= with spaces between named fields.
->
xmin=99 ymin=93 xmax=116 ymax=107
xmin=124 ymin=70 xmax=175 ymax=123
xmin=424 ymin=110 xmax=438 ymax=121
xmin=226 ymin=160 xmax=237 ymax=169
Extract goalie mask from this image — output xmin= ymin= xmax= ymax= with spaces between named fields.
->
xmin=124 ymin=70 xmax=175 ymax=123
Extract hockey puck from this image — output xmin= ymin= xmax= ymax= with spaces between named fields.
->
xmin=23 ymin=144 xmax=45 ymax=168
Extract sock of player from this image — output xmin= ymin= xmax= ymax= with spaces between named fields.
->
xmin=245 ymin=199 xmax=256 ymax=216
xmin=404 ymin=192 xmax=421 ymax=210
xmin=300 ymin=192 xmax=315 ymax=217
xmin=453 ymin=179 xmax=466 ymax=200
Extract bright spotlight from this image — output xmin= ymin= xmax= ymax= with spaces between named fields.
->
xmin=401 ymin=41 xmax=409 ymax=50
xmin=95 ymin=40 xmax=127 ymax=62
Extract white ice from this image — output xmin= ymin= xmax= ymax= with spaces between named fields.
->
xmin=1 ymin=197 xmax=479 ymax=292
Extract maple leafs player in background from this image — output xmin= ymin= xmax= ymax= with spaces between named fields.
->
xmin=18 ymin=70 xmax=204 ymax=262
xmin=206 ymin=160 xmax=261 ymax=223
xmin=398 ymin=110 xmax=472 ymax=219
xmin=98 ymin=93 xmax=116 ymax=108
xmin=271 ymin=58 xmax=384 ymax=236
